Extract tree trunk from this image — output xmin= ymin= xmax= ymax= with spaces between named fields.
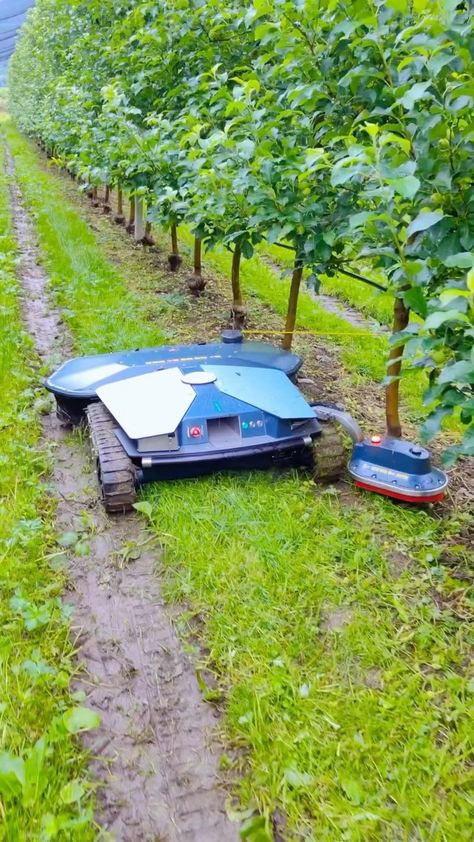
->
xmin=91 ymin=186 xmax=99 ymax=206
xmin=187 ymin=237 xmax=206 ymax=293
xmin=134 ymin=197 xmax=145 ymax=241
xmin=171 ymin=224 xmax=179 ymax=255
xmin=168 ymin=224 xmax=182 ymax=270
xmin=193 ymin=237 xmax=202 ymax=276
xmin=114 ymin=187 xmax=125 ymax=224
xmin=125 ymin=197 xmax=135 ymax=233
xmin=143 ymin=220 xmax=155 ymax=246
xmin=231 ymin=243 xmax=243 ymax=308
xmin=282 ymin=258 xmax=303 ymax=351
xmin=103 ymin=184 xmax=111 ymax=213
xmin=230 ymin=243 xmax=246 ymax=325
xmin=385 ymin=294 xmax=410 ymax=438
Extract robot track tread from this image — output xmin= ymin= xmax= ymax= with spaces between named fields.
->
xmin=87 ymin=402 xmax=137 ymax=513
xmin=312 ymin=421 xmax=346 ymax=482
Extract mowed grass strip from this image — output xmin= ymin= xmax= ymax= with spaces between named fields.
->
xmin=4 ymin=122 xmax=163 ymax=355
xmin=0 ymin=142 xmax=97 ymax=838
xmin=147 ymin=474 xmax=472 ymax=840
xmin=5 ymin=125 xmax=472 ymax=840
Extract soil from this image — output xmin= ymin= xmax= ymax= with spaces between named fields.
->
xmin=320 ymin=606 xmax=354 ymax=632
xmin=5 ymin=149 xmax=239 ymax=841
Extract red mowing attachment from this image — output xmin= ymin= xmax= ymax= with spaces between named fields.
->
xmin=354 ymin=480 xmax=445 ymax=504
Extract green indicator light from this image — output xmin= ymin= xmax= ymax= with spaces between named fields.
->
xmin=242 ymin=421 xmax=249 ymax=430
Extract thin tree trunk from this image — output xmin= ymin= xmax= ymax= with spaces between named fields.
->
xmin=114 ymin=187 xmax=125 ymax=224
xmin=103 ymin=184 xmax=111 ymax=213
xmin=126 ymin=197 xmax=135 ymax=233
xmin=143 ymin=220 xmax=155 ymax=245
xmin=187 ymin=237 xmax=206 ymax=292
xmin=231 ymin=243 xmax=243 ymax=308
xmin=168 ymin=224 xmax=182 ymax=270
xmin=282 ymin=258 xmax=303 ymax=351
xmin=230 ymin=243 xmax=246 ymax=325
xmin=91 ymin=186 xmax=99 ymax=206
xmin=385 ymin=294 xmax=410 ymax=438
xmin=171 ymin=224 xmax=179 ymax=256
xmin=193 ymin=237 xmax=202 ymax=276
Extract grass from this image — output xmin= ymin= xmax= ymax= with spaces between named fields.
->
xmin=0 ymin=141 xmax=96 ymax=839
xmin=4 ymin=124 xmax=164 ymax=356
xmin=3 ymin=121 xmax=473 ymax=840
xmin=146 ymin=475 xmax=473 ymax=841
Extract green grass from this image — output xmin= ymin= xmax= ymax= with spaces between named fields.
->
xmin=4 ymin=124 xmax=163 ymax=355
xmin=3 ymin=122 xmax=472 ymax=841
xmin=0 ymin=142 xmax=96 ymax=839
xmin=146 ymin=474 xmax=472 ymax=840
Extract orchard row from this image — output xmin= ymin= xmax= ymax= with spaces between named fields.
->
xmin=9 ymin=0 xmax=474 ymax=455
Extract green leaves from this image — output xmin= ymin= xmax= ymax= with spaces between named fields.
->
xmin=133 ymin=500 xmax=154 ymax=521
xmin=424 ymin=309 xmax=468 ymax=330
xmin=0 ymin=752 xmax=25 ymax=800
xmin=398 ymin=81 xmax=432 ymax=110
xmin=284 ymin=766 xmax=313 ymax=789
xmin=438 ymin=360 xmax=473 ymax=385
xmin=403 ymin=286 xmax=427 ymax=318
xmin=406 ymin=211 xmax=444 ymax=237
xmin=63 ymin=706 xmax=100 ymax=734
xmin=389 ymin=175 xmax=420 ymax=199
xmin=0 ymin=734 xmax=86 ymax=809
xmin=60 ymin=779 xmax=85 ymax=804
xmin=341 ymin=776 xmax=364 ymax=805
xmin=443 ymin=253 xmax=474 ymax=269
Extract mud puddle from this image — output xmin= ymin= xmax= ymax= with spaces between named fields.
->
xmin=5 ymin=147 xmax=238 ymax=841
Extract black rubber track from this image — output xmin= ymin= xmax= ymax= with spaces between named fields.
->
xmin=312 ymin=421 xmax=347 ymax=482
xmin=87 ymin=402 xmax=137 ymax=513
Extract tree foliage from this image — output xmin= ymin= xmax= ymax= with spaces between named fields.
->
xmin=8 ymin=0 xmax=474 ymax=457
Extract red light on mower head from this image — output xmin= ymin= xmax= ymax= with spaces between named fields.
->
xmin=189 ymin=425 xmax=202 ymax=438
xmin=371 ymin=435 xmax=382 ymax=445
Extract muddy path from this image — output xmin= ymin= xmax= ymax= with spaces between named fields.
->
xmin=5 ymin=150 xmax=239 ymax=841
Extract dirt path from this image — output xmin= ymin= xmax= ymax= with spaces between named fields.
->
xmin=5 ymin=150 xmax=239 ymax=842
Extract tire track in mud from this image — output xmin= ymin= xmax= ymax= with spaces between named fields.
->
xmin=5 ymin=145 xmax=239 ymax=842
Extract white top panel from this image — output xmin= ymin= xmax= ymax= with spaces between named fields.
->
xmin=97 ymin=368 xmax=196 ymax=439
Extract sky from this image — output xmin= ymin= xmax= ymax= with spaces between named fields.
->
xmin=0 ymin=0 xmax=36 ymax=85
